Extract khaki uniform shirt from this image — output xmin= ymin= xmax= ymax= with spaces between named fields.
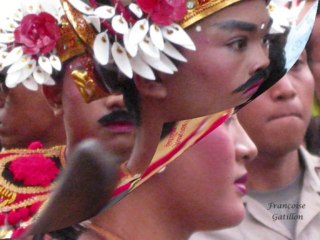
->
xmin=190 ymin=148 xmax=320 ymax=240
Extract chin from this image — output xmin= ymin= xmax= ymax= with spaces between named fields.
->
xmin=218 ymin=205 xmax=245 ymax=229
xmin=200 ymin=202 xmax=245 ymax=231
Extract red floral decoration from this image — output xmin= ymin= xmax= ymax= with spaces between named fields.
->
xmin=14 ymin=12 xmax=61 ymax=55
xmin=28 ymin=141 xmax=44 ymax=150
xmin=11 ymin=227 xmax=27 ymax=239
xmin=9 ymin=154 xmax=59 ymax=187
xmin=136 ymin=0 xmax=187 ymax=26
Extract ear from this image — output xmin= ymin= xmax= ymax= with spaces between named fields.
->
xmin=42 ymin=84 xmax=63 ymax=116
xmin=134 ymin=76 xmax=167 ymax=99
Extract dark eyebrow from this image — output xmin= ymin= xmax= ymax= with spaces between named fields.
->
xmin=213 ymin=18 xmax=273 ymax=32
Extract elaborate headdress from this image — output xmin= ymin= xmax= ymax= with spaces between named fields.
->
xmin=0 ymin=0 xmax=266 ymax=95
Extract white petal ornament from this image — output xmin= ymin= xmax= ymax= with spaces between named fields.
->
xmin=22 ymin=77 xmax=39 ymax=91
xmin=0 ymin=44 xmax=7 ymax=52
xmin=129 ymin=19 xmax=149 ymax=46
xmin=12 ymin=8 xmax=23 ymax=22
xmin=159 ymin=53 xmax=178 ymax=72
xmin=94 ymin=6 xmax=115 ymax=19
xmin=5 ymin=71 xmax=22 ymax=88
xmin=19 ymin=59 xmax=36 ymax=83
xmin=44 ymin=76 xmax=56 ymax=86
xmin=38 ymin=56 xmax=53 ymax=75
xmin=124 ymin=33 xmax=138 ymax=57
xmin=162 ymin=24 xmax=196 ymax=51
xmin=0 ymin=52 xmax=8 ymax=63
xmin=50 ymin=55 xmax=62 ymax=71
xmin=33 ymin=66 xmax=49 ymax=84
xmin=139 ymin=37 xmax=160 ymax=59
xmin=150 ymin=24 xmax=164 ymax=50
xmin=0 ymin=52 xmax=8 ymax=71
xmin=111 ymin=42 xmax=133 ymax=78
xmin=23 ymin=2 xmax=41 ymax=14
xmin=163 ymin=41 xmax=187 ymax=62
xmin=7 ymin=55 xmax=31 ymax=74
xmin=94 ymin=32 xmax=110 ymax=65
xmin=2 ymin=19 xmax=19 ymax=32
xmin=0 ymin=33 xmax=15 ymax=44
xmin=129 ymin=3 xmax=143 ymax=18
xmin=112 ymin=15 xmax=129 ymax=35
xmin=129 ymin=53 xmax=155 ymax=80
xmin=2 ymin=47 xmax=23 ymax=68
xmin=141 ymin=52 xmax=174 ymax=75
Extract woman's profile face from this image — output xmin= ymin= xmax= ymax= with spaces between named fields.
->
xmin=162 ymin=0 xmax=272 ymax=121
xmin=160 ymin=115 xmax=257 ymax=232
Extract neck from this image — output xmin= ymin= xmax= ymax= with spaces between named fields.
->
xmin=88 ymin=175 xmax=190 ymax=240
xmin=247 ymin=149 xmax=301 ymax=191
xmin=43 ymin=132 xmax=66 ymax=149
xmin=126 ymin=101 xmax=164 ymax=175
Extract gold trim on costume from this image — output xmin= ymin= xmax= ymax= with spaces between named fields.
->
xmin=0 ymin=145 xmax=66 ymax=195
xmin=61 ymin=0 xmax=97 ymax=50
xmin=56 ymin=17 xmax=87 ymax=63
xmin=1 ymin=195 xmax=48 ymax=212
xmin=180 ymin=0 xmax=242 ymax=28
xmin=72 ymin=69 xmax=110 ymax=103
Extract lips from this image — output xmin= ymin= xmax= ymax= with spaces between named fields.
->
xmin=268 ymin=108 xmax=302 ymax=122
xmin=233 ymin=69 xmax=267 ymax=94
xmin=98 ymin=110 xmax=135 ymax=133
xmin=242 ymin=79 xmax=264 ymax=97
xmin=234 ymin=174 xmax=248 ymax=195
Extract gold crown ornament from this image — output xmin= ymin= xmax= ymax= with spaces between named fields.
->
xmin=180 ymin=0 xmax=242 ymax=28
xmin=0 ymin=0 xmax=276 ymax=95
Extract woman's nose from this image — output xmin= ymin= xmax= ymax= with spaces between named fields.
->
xmin=235 ymin=122 xmax=257 ymax=164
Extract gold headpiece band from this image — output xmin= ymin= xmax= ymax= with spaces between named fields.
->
xmin=56 ymin=0 xmax=96 ymax=63
xmin=180 ymin=0 xmax=242 ymax=28
xmin=57 ymin=0 xmax=244 ymax=63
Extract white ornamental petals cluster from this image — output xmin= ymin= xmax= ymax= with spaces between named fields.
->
xmin=69 ymin=0 xmax=196 ymax=81
xmin=0 ymin=0 xmax=64 ymax=91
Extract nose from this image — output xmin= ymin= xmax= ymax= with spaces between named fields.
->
xmin=249 ymin=44 xmax=270 ymax=76
xmin=235 ymin=120 xmax=257 ymax=164
xmin=104 ymin=94 xmax=125 ymax=110
xmin=269 ymin=74 xmax=296 ymax=101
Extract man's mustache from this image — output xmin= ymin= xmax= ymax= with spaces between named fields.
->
xmin=232 ymin=69 xmax=269 ymax=94
xmin=98 ymin=110 xmax=134 ymax=125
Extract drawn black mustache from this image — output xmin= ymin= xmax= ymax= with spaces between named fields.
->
xmin=232 ymin=69 xmax=269 ymax=94
xmin=98 ymin=110 xmax=134 ymax=125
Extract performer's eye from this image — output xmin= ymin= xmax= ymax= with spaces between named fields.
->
xmin=227 ymin=37 xmax=248 ymax=51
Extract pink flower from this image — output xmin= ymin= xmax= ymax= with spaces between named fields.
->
xmin=136 ymin=0 xmax=187 ymax=26
xmin=14 ymin=12 xmax=60 ymax=55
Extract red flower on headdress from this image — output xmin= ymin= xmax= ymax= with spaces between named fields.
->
xmin=136 ymin=0 xmax=187 ymax=26
xmin=14 ymin=12 xmax=60 ymax=55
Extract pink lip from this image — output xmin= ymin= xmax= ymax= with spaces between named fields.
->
xmin=234 ymin=174 xmax=248 ymax=195
xmin=104 ymin=121 xmax=135 ymax=133
xmin=242 ymin=79 xmax=264 ymax=98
